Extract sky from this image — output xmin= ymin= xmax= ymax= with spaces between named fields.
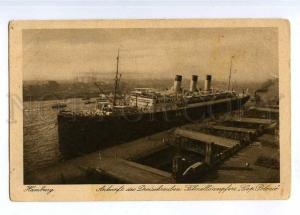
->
xmin=23 ymin=27 xmax=278 ymax=82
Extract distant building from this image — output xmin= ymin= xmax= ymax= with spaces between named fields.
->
xmin=75 ymin=72 xmax=111 ymax=83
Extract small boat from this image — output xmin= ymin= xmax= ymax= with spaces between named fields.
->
xmin=84 ymin=101 xmax=96 ymax=105
xmin=51 ymin=103 xmax=67 ymax=109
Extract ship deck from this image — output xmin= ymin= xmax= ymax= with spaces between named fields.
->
xmin=182 ymin=95 xmax=247 ymax=109
xmin=58 ymin=95 xmax=249 ymax=116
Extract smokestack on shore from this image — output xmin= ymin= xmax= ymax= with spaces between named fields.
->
xmin=204 ymin=75 xmax=212 ymax=91
xmin=189 ymin=75 xmax=198 ymax=92
xmin=174 ymin=75 xmax=182 ymax=93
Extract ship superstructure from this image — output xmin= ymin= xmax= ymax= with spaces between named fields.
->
xmin=127 ymin=75 xmax=240 ymax=112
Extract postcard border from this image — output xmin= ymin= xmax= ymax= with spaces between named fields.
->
xmin=9 ymin=19 xmax=290 ymax=201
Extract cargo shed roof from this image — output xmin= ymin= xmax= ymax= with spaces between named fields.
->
xmin=226 ymin=117 xmax=274 ymax=125
xmin=250 ymin=107 xmax=279 ymax=113
xmin=207 ymin=125 xmax=257 ymax=134
xmin=175 ymin=128 xmax=239 ymax=148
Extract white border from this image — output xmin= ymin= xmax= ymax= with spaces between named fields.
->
xmin=0 ymin=0 xmax=299 ymax=214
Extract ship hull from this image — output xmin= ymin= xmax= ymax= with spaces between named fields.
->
xmin=58 ymin=95 xmax=250 ymax=157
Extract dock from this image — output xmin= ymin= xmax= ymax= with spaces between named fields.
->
xmin=25 ymin=130 xmax=174 ymax=184
xmin=96 ymin=159 xmax=173 ymax=184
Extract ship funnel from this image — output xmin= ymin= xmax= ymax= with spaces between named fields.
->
xmin=189 ymin=75 xmax=198 ymax=92
xmin=204 ymin=75 xmax=212 ymax=91
xmin=174 ymin=75 xmax=182 ymax=93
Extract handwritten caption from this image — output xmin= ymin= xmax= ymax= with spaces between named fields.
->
xmin=24 ymin=185 xmax=54 ymax=195
xmin=96 ymin=184 xmax=280 ymax=194
xmin=22 ymin=184 xmax=280 ymax=195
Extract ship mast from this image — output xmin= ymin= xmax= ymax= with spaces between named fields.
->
xmin=113 ymin=48 xmax=120 ymax=106
xmin=227 ymin=55 xmax=234 ymax=91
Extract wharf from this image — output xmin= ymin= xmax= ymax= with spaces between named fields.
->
xmin=25 ymin=130 xmax=173 ymax=184
xmin=95 ymin=159 xmax=173 ymax=183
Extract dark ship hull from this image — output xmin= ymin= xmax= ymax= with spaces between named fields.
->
xmin=58 ymin=95 xmax=250 ymax=158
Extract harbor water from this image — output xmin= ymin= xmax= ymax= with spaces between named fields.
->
xmin=23 ymin=98 xmax=99 ymax=173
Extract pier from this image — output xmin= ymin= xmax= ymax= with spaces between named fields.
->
xmin=25 ymin=130 xmax=173 ymax=184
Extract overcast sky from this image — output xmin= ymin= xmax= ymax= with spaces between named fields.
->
xmin=23 ymin=27 xmax=278 ymax=82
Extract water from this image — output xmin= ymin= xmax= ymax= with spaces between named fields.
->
xmin=23 ymin=98 xmax=99 ymax=173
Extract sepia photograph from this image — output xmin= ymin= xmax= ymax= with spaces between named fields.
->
xmin=9 ymin=19 xmax=290 ymax=200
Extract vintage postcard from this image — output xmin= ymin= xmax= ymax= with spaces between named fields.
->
xmin=9 ymin=19 xmax=290 ymax=201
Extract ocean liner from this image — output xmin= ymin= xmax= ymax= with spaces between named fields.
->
xmin=58 ymin=51 xmax=250 ymax=157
